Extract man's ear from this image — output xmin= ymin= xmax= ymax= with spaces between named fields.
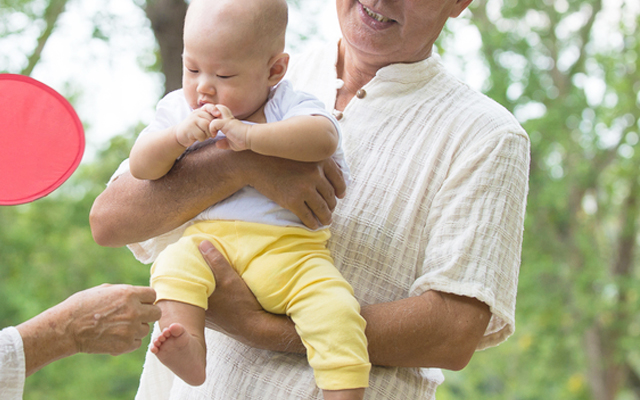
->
xmin=267 ymin=52 xmax=289 ymax=86
xmin=450 ymin=0 xmax=473 ymax=18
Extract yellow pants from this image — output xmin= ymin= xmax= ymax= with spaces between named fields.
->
xmin=150 ymin=220 xmax=370 ymax=390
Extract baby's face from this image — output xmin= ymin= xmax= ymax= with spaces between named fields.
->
xmin=182 ymin=33 xmax=272 ymax=121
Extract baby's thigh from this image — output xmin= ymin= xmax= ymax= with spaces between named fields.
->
xmin=244 ymin=250 xmax=354 ymax=316
xmin=151 ymin=224 xmax=235 ymax=309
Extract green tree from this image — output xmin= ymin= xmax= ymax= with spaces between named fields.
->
xmin=438 ymin=0 xmax=640 ymax=399
xmin=0 ymin=0 xmax=69 ymax=74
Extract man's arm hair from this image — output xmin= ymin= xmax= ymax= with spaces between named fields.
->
xmin=91 ymin=141 xmax=345 ymax=247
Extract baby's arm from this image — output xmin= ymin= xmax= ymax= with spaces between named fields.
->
xmin=211 ymin=105 xmax=338 ymax=162
xmin=130 ymin=107 xmax=215 ymax=180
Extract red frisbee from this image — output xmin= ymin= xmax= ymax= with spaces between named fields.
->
xmin=0 ymin=74 xmax=85 ymax=205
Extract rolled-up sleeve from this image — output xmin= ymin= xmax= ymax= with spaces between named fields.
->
xmin=410 ymin=130 xmax=530 ymax=350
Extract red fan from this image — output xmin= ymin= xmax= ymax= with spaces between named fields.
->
xmin=0 ymin=74 xmax=85 ymax=205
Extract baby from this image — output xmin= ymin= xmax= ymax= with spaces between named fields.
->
xmin=127 ymin=0 xmax=370 ymax=398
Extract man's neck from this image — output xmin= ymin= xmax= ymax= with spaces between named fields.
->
xmin=335 ymin=40 xmax=379 ymax=111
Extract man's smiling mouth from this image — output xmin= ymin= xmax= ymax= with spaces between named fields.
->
xmin=361 ymin=3 xmax=393 ymax=23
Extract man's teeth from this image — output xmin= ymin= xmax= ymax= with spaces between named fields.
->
xmin=362 ymin=4 xmax=392 ymax=22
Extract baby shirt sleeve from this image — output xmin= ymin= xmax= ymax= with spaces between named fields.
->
xmin=108 ymin=89 xmax=190 ymax=184
xmin=266 ymin=80 xmax=351 ymax=184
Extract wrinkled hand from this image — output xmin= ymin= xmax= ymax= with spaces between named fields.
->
xmin=248 ymin=156 xmax=347 ymax=229
xmin=66 ymin=284 xmax=161 ymax=355
xmin=210 ymin=104 xmax=251 ymax=151
xmin=175 ymin=106 xmax=216 ymax=148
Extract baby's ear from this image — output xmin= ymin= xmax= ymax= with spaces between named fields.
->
xmin=267 ymin=52 xmax=289 ymax=86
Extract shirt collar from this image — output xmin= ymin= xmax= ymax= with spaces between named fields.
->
xmin=374 ymin=52 xmax=442 ymax=84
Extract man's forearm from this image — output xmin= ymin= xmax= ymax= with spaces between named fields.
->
xmin=91 ymin=143 xmax=344 ymax=246
xmin=362 ymin=291 xmax=490 ymax=370
xmin=17 ymin=303 xmax=77 ymax=377
xmin=244 ymin=291 xmax=490 ymax=370
xmin=90 ymin=143 xmax=246 ymax=247
xmin=206 ymin=312 xmax=307 ymax=355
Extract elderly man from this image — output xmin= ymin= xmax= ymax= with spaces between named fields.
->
xmin=90 ymin=0 xmax=529 ymax=398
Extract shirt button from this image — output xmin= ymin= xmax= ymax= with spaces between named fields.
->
xmin=332 ymin=110 xmax=344 ymax=121
xmin=356 ymin=89 xmax=367 ymax=99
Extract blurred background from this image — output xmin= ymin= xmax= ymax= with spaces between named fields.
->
xmin=1 ymin=0 xmax=639 ymax=398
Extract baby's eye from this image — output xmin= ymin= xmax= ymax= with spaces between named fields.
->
xmin=186 ymin=68 xmax=198 ymax=74
xmin=217 ymin=75 xmax=234 ymax=79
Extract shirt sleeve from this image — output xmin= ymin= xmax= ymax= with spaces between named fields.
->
xmin=108 ymin=89 xmax=189 ymax=186
xmin=267 ymin=80 xmax=351 ymax=184
xmin=0 ymin=327 xmax=26 ymax=400
xmin=268 ymin=80 xmax=336 ymax=124
xmin=410 ymin=129 xmax=530 ymax=350
xmin=138 ymin=89 xmax=190 ymax=140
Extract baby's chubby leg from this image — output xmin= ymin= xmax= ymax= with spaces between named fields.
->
xmin=151 ymin=300 xmax=207 ymax=386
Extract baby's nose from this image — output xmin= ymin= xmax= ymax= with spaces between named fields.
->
xmin=197 ymin=80 xmax=215 ymax=95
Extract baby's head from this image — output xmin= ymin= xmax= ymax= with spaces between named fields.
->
xmin=182 ymin=0 xmax=289 ymax=121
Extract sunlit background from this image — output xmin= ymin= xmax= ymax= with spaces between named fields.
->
xmin=1 ymin=0 xmax=343 ymax=160
xmin=1 ymin=0 xmax=639 ymax=399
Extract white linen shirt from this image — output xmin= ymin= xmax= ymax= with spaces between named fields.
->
xmin=135 ymin=42 xmax=530 ymax=399
xmin=0 ymin=327 xmax=26 ymax=400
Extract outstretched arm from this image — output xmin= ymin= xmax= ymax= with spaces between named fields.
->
xmin=200 ymin=241 xmax=491 ymax=370
xmin=90 ymin=142 xmax=346 ymax=247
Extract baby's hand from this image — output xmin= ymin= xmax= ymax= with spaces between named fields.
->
xmin=175 ymin=106 xmax=216 ymax=148
xmin=210 ymin=105 xmax=251 ymax=152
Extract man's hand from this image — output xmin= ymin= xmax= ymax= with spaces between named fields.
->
xmin=17 ymin=284 xmax=162 ymax=376
xmin=200 ymin=240 xmax=305 ymax=353
xmin=245 ymin=156 xmax=347 ymax=229
xmin=66 ymin=284 xmax=161 ymax=355
xmin=200 ymin=240 xmax=263 ymax=341
xmin=90 ymin=143 xmax=346 ymax=246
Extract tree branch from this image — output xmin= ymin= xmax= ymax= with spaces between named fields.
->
xmin=22 ymin=0 xmax=68 ymax=76
xmin=143 ymin=0 xmax=187 ymax=94
xmin=567 ymin=0 xmax=603 ymax=78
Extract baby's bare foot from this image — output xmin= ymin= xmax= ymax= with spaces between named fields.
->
xmin=151 ymin=323 xmax=206 ymax=386
xmin=151 ymin=324 xmax=189 ymax=354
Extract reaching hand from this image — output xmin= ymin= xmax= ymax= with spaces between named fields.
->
xmin=209 ymin=104 xmax=251 ymax=152
xmin=66 ymin=284 xmax=161 ymax=355
xmin=17 ymin=283 xmax=161 ymax=377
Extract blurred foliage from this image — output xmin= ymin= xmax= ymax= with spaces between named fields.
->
xmin=2 ymin=0 xmax=640 ymax=399
xmin=0 ymin=131 xmax=150 ymax=399
xmin=437 ymin=0 xmax=640 ymax=399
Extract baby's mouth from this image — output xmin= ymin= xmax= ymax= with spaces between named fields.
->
xmin=360 ymin=2 xmax=394 ymax=23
